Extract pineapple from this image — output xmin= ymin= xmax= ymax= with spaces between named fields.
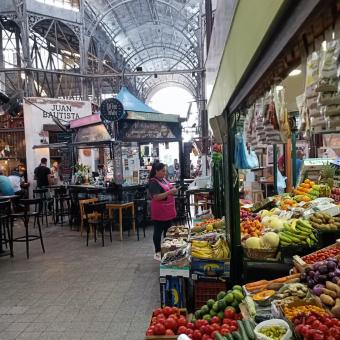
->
xmin=319 ymin=163 xmax=335 ymax=189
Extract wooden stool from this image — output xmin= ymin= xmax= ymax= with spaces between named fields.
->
xmin=106 ymin=202 xmax=136 ymax=241
xmin=252 ymin=189 xmax=264 ymax=203
xmin=79 ymin=198 xmax=99 ymax=236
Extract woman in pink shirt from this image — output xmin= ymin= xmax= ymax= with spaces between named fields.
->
xmin=148 ymin=163 xmax=178 ymax=261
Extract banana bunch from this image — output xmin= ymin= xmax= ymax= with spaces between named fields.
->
xmin=211 ymin=237 xmax=230 ymax=260
xmin=279 ymin=220 xmax=318 ymax=247
xmin=191 ymin=240 xmax=213 ymax=259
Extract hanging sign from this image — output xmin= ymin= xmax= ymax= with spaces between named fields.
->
xmin=100 ymin=98 xmax=125 ymax=122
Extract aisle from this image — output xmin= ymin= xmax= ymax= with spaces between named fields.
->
xmin=0 ymin=224 xmax=160 ymax=340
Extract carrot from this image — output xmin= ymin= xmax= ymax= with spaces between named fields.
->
xmin=246 ymin=284 xmax=268 ymax=292
xmin=245 ymin=280 xmax=268 ymax=289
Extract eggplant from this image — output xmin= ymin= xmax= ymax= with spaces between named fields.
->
xmin=335 ymin=268 xmax=340 ymax=277
xmin=318 ymin=265 xmax=328 ymax=275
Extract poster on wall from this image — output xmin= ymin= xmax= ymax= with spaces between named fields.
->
xmin=23 ymin=98 xmax=92 ymax=194
xmin=113 ymin=144 xmax=123 ymax=184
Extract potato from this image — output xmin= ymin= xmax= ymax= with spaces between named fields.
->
xmin=326 ymin=281 xmax=340 ymax=297
xmin=320 ymin=293 xmax=335 ymax=306
xmin=323 ymin=288 xmax=337 ymax=299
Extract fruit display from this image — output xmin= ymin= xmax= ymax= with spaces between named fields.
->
xmin=161 ymin=237 xmax=188 ymax=255
xmin=240 ymin=208 xmax=257 ymax=222
xmin=319 ymin=163 xmax=335 ymax=189
xmin=275 ymin=283 xmax=309 ymax=300
xmin=283 ymin=303 xmax=328 ymax=320
xmin=309 ymin=211 xmax=340 ymax=230
xmin=166 ymin=225 xmax=189 ymax=239
xmin=191 ymin=237 xmax=230 ymax=260
xmin=192 ymin=218 xmax=225 ymax=234
xmin=240 ymin=219 xmax=263 ymax=240
xmin=279 ymin=219 xmax=318 ymax=247
xmin=294 ymin=179 xmax=320 ymax=198
xmin=293 ymin=311 xmax=340 ymax=339
xmin=302 ymin=246 xmax=340 ymax=265
xmin=161 ymin=246 xmax=190 ymax=267
xmin=194 ymin=286 xmax=244 ymax=322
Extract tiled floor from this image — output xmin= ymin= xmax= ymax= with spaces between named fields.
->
xmin=0 ymin=220 xmax=160 ymax=339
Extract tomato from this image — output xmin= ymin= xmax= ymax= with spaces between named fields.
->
xmin=195 ymin=320 xmax=204 ymax=329
xmin=312 ymin=333 xmax=324 ymax=340
xmin=153 ymin=323 xmax=166 ymax=336
xmin=229 ymin=325 xmax=237 ymax=332
xmin=164 ymin=318 xmax=177 ymax=331
xmin=153 ymin=308 xmax=163 ymax=316
xmin=168 ymin=313 xmax=179 ymax=320
xmin=211 ymin=323 xmax=220 ymax=332
xmin=318 ymin=324 xmax=327 ymax=333
xmin=151 ymin=317 xmax=157 ymax=324
xmin=165 ymin=329 xmax=175 ymax=336
xmin=205 ymin=325 xmax=213 ymax=335
xmin=234 ymin=313 xmax=242 ymax=320
xmin=307 ymin=316 xmax=317 ymax=325
xmin=178 ymin=316 xmax=187 ymax=327
xmin=312 ymin=320 xmax=321 ymax=329
xmin=224 ymin=309 xmax=235 ymax=319
xmin=329 ymin=327 xmax=340 ymax=338
xmin=163 ymin=306 xmax=173 ymax=317
xmin=186 ymin=329 xmax=194 ymax=336
xmin=200 ymin=325 xmax=207 ymax=334
xmin=202 ymin=335 xmax=211 ymax=340
xmin=146 ymin=329 xmax=154 ymax=336
xmin=211 ymin=331 xmax=218 ymax=339
xmin=172 ymin=307 xmax=180 ymax=315
xmin=193 ymin=329 xmax=202 ymax=340
xmin=211 ymin=316 xmax=220 ymax=325
xmin=177 ymin=326 xmax=188 ymax=335
xmin=201 ymin=320 xmax=209 ymax=326
xmin=187 ymin=322 xmax=194 ymax=330
xmin=220 ymin=328 xmax=231 ymax=335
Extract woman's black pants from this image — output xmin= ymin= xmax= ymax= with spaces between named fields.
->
xmin=153 ymin=220 xmax=172 ymax=253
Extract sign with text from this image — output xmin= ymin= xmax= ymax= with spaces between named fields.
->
xmin=100 ymin=98 xmax=125 ymax=122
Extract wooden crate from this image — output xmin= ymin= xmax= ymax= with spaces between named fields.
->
xmin=293 ymin=240 xmax=340 ymax=272
xmin=145 ymin=309 xmax=187 ymax=340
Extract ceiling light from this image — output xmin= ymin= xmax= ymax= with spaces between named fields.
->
xmin=275 ymin=85 xmax=284 ymax=91
xmin=289 ymin=69 xmax=302 ymax=76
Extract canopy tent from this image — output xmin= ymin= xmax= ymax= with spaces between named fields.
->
xmin=116 ymin=87 xmax=158 ymax=114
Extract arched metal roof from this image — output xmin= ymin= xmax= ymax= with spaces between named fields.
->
xmin=85 ymin=0 xmax=201 ymax=98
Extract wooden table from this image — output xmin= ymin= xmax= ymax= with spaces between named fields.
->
xmin=106 ymin=202 xmax=135 ymax=241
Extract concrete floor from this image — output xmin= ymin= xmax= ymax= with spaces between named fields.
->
xmin=0 ymin=220 xmax=160 ymax=340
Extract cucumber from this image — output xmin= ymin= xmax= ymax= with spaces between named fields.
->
xmin=243 ymin=319 xmax=255 ymax=340
xmin=237 ymin=320 xmax=249 ymax=340
xmin=215 ymin=333 xmax=225 ymax=340
xmin=225 ymin=334 xmax=233 ymax=340
xmin=232 ymin=331 xmax=242 ymax=340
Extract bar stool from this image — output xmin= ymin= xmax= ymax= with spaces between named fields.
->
xmin=84 ymin=202 xmax=112 ymax=247
xmin=79 ymin=197 xmax=99 ymax=236
xmin=133 ymin=198 xmax=147 ymax=240
xmin=33 ymin=188 xmax=54 ymax=227
xmin=54 ymin=187 xmax=72 ymax=227
xmin=252 ymin=189 xmax=264 ymax=203
xmin=0 ymin=200 xmax=13 ymax=257
xmin=10 ymin=198 xmax=45 ymax=259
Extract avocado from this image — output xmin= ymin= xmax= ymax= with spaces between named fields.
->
xmin=212 ymin=301 xmax=220 ymax=312
xmin=232 ymin=290 xmax=244 ymax=302
xmin=201 ymin=305 xmax=209 ymax=314
xmin=210 ymin=309 xmax=217 ymax=317
xmin=207 ymin=299 xmax=215 ymax=309
xmin=218 ymin=311 xmax=225 ymax=320
xmin=232 ymin=285 xmax=242 ymax=292
xmin=203 ymin=314 xmax=211 ymax=322
xmin=194 ymin=310 xmax=202 ymax=319
xmin=218 ymin=299 xmax=226 ymax=311
xmin=223 ymin=292 xmax=234 ymax=304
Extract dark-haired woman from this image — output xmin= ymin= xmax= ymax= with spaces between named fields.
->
xmin=149 ymin=163 xmax=177 ymax=261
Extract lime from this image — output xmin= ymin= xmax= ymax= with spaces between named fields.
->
xmin=207 ymin=299 xmax=215 ymax=309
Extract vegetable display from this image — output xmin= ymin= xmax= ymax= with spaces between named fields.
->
xmin=258 ymin=325 xmax=287 ymax=340
xmin=302 ymin=246 xmax=340 ymax=264
xmin=279 ymin=220 xmax=317 ymax=247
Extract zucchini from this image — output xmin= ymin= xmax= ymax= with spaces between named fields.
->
xmin=215 ymin=333 xmax=225 ymax=340
xmin=237 ymin=320 xmax=249 ymax=340
xmin=243 ymin=319 xmax=255 ymax=340
xmin=232 ymin=331 xmax=242 ymax=340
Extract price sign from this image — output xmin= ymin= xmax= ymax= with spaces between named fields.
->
xmin=100 ymin=98 xmax=125 ymax=122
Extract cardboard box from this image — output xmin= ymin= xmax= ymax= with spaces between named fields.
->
xmin=160 ymin=265 xmax=190 ymax=278
xmin=191 ymin=258 xmax=230 ymax=278
xmin=160 ymin=276 xmax=187 ymax=308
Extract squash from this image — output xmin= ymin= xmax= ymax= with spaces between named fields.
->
xmin=252 ymin=290 xmax=276 ymax=301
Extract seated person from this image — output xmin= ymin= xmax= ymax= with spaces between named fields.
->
xmin=8 ymin=170 xmax=25 ymax=196
xmin=0 ymin=171 xmax=15 ymax=196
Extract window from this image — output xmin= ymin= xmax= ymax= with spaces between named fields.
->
xmin=35 ymin=0 xmax=80 ymax=12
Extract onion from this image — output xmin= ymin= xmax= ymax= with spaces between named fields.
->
xmin=308 ymin=270 xmax=316 ymax=278
xmin=313 ymin=284 xmax=325 ymax=296
xmin=327 ymin=260 xmax=337 ymax=271
xmin=307 ymin=278 xmax=315 ymax=288
xmin=335 ymin=268 xmax=340 ymax=277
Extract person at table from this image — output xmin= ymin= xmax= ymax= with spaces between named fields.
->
xmin=34 ymin=157 xmax=53 ymax=188
xmin=148 ymin=162 xmax=178 ymax=261
xmin=0 ymin=170 xmax=14 ymax=196
xmin=8 ymin=170 xmax=25 ymax=197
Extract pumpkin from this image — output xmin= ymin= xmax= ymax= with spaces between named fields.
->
xmin=252 ymin=290 xmax=276 ymax=301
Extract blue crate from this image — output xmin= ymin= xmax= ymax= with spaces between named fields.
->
xmin=191 ymin=258 xmax=230 ymax=278
xmin=160 ymin=276 xmax=187 ymax=308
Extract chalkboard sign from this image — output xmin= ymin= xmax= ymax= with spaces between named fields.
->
xmin=100 ymin=98 xmax=125 ymax=122
xmin=113 ymin=144 xmax=123 ymax=184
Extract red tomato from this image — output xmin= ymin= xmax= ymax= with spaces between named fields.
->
xmin=312 ymin=320 xmax=321 ymax=329
xmin=195 ymin=320 xmax=204 ymax=329
xmin=220 ymin=328 xmax=230 ymax=335
xmin=156 ymin=314 xmax=165 ymax=321
xmin=329 ymin=327 xmax=340 ymax=338
xmin=186 ymin=329 xmax=194 ymax=336
xmin=177 ymin=316 xmax=187 ymax=327
xmin=205 ymin=325 xmax=213 ymax=335
xmin=163 ymin=306 xmax=173 ymax=317
xmin=172 ymin=307 xmax=180 ymax=315
xmin=201 ymin=335 xmax=210 ymax=340
xmin=211 ymin=323 xmax=220 ymax=332
xmin=223 ymin=319 xmax=231 ymax=325
xmin=193 ymin=329 xmax=202 ymax=340
xmin=211 ymin=316 xmax=220 ymax=325
xmin=230 ymin=320 xmax=238 ymax=328
xmin=165 ymin=329 xmax=175 ymax=336
xmin=153 ymin=323 xmax=166 ymax=336
xmin=234 ymin=313 xmax=242 ymax=320
xmin=318 ymin=324 xmax=327 ymax=333
xmin=224 ymin=309 xmax=235 ymax=319
xmin=229 ymin=325 xmax=237 ymax=332
xmin=153 ymin=308 xmax=163 ymax=316
xmin=177 ymin=326 xmax=188 ymax=335
xmin=201 ymin=320 xmax=209 ymax=326
xmin=187 ymin=322 xmax=195 ymax=330
xmin=164 ymin=318 xmax=177 ymax=331
xmin=200 ymin=325 xmax=207 ymax=334
xmin=151 ymin=317 xmax=157 ymax=324
xmin=211 ymin=331 xmax=219 ymax=338
xmin=146 ymin=329 xmax=154 ymax=336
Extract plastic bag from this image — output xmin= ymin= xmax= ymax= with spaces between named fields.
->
xmin=254 ymin=319 xmax=293 ymax=340
xmin=234 ymin=132 xmax=251 ymax=169
xmin=277 ymin=170 xmax=286 ymax=194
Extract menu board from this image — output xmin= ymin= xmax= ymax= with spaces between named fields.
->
xmin=113 ymin=144 xmax=123 ymax=184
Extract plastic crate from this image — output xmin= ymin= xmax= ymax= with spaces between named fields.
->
xmin=194 ymin=280 xmax=227 ymax=310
